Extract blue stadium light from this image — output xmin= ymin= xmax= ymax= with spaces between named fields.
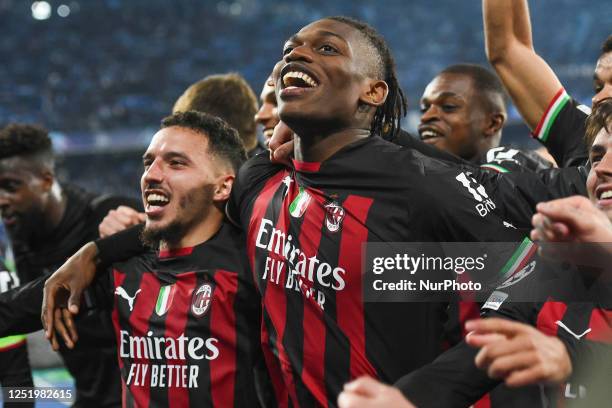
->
xmin=31 ymin=1 xmax=52 ymax=20
xmin=58 ymin=4 xmax=71 ymax=18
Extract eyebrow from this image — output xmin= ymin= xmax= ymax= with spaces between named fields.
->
xmin=590 ymin=144 xmax=605 ymax=155
xmin=285 ymin=30 xmax=348 ymax=46
xmin=142 ymin=151 xmax=191 ymax=161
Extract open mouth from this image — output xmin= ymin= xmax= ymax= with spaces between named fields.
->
xmin=418 ymin=127 xmax=444 ymax=142
xmin=278 ymin=64 xmax=319 ymax=98
xmin=144 ymin=190 xmax=170 ymax=216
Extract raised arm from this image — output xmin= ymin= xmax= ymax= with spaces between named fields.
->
xmin=483 ymin=0 xmax=563 ymax=130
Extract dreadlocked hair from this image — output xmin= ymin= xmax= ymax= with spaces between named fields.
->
xmin=327 ymin=16 xmax=407 ymax=140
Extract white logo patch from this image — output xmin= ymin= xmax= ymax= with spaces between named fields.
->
xmin=497 ymin=261 xmax=536 ymax=289
xmin=115 ymin=287 xmax=142 ymax=311
xmin=482 ymin=290 xmax=509 ymax=311
xmin=555 ymin=321 xmax=592 ymax=340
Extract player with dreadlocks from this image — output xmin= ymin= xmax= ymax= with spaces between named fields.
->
xmin=44 ymin=16 xmax=577 ymax=407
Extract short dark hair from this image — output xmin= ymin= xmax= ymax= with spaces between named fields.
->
xmin=161 ymin=111 xmax=247 ymax=173
xmin=586 ymin=97 xmax=612 ymax=147
xmin=327 ymin=16 xmax=407 ymax=140
xmin=601 ymin=35 xmax=612 ymax=56
xmin=439 ymin=63 xmax=507 ymax=113
xmin=173 ymin=73 xmax=258 ymax=149
xmin=0 ymin=123 xmax=54 ymax=169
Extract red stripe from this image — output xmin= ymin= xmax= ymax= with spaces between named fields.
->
xmin=209 ymin=270 xmax=239 ymax=408
xmin=165 ymin=272 xmax=197 ymax=408
xmin=292 ymin=159 xmax=321 ymax=172
xmin=111 ymin=269 xmax=128 ymax=407
xmin=459 ymin=301 xmax=481 ymax=337
xmin=127 ymin=272 xmax=161 ymax=407
xmin=532 ymin=88 xmax=565 ymax=137
xmin=158 ymin=246 xmax=194 ymax=259
xmin=586 ymin=309 xmax=612 ymax=343
xmin=536 ymin=301 xmax=567 ymax=337
xmin=474 ymin=392 xmax=491 ymax=408
xmin=297 ymin=190 xmax=327 ymax=406
xmin=261 ymin=318 xmax=289 ymax=407
xmin=335 ymin=195 xmax=377 ymax=379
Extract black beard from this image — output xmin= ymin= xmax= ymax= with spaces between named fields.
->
xmin=139 ymin=184 xmax=214 ymax=249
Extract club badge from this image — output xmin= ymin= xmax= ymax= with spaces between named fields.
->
xmin=324 ymin=201 xmax=345 ymax=233
xmin=191 ymin=283 xmax=214 ymax=318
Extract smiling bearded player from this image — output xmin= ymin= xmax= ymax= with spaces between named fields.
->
xmin=44 ymin=17 xmax=580 ymax=407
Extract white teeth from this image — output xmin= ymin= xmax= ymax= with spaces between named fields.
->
xmin=282 ymin=71 xmax=318 ymax=88
xmin=420 ymin=130 xmax=441 ymax=139
xmin=601 ymin=190 xmax=612 ymax=199
xmin=146 ymin=193 xmax=169 ymax=204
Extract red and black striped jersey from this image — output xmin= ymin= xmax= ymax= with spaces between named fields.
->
xmin=107 ymin=223 xmax=264 ymax=408
xmin=396 ymin=258 xmax=611 ymax=408
xmin=226 ymin=136 xmax=567 ymax=407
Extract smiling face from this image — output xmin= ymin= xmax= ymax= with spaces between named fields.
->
xmin=418 ymin=72 xmax=496 ymax=161
xmin=593 ymin=52 xmax=612 ymax=106
xmin=140 ymin=126 xmax=219 ymax=247
xmin=587 ymin=125 xmax=612 ymax=220
xmin=254 ymin=76 xmax=279 ymax=141
xmin=275 ymin=18 xmax=383 ymax=135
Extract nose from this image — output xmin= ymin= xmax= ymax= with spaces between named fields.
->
xmin=420 ymin=105 xmax=439 ymax=124
xmin=594 ymin=151 xmax=612 ymax=179
xmin=255 ymin=104 xmax=273 ymax=125
xmin=283 ymin=44 xmax=314 ymax=64
xmin=143 ymin=159 xmax=164 ymax=185
xmin=592 ymin=83 xmax=612 ymax=106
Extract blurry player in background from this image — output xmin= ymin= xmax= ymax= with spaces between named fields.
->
xmin=0 ymin=124 xmax=139 ymax=407
xmin=254 ymin=75 xmax=279 ymax=144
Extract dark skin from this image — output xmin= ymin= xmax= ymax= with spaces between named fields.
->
xmin=0 ymin=156 xmax=66 ymax=245
xmin=275 ymin=18 xmax=389 ymax=163
xmin=418 ymin=72 xmax=505 ymax=162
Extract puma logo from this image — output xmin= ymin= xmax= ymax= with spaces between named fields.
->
xmin=114 ymin=287 xmax=142 ymax=311
xmin=555 ymin=321 xmax=591 ymax=340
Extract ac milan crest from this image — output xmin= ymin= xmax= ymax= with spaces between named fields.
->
xmin=324 ymin=201 xmax=345 ymax=233
xmin=191 ymin=283 xmax=214 ymax=317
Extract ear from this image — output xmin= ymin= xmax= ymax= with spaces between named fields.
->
xmin=483 ymin=112 xmax=506 ymax=138
xmin=213 ymin=174 xmax=235 ymax=203
xmin=359 ymin=79 xmax=389 ymax=107
xmin=40 ymin=170 xmax=55 ymax=192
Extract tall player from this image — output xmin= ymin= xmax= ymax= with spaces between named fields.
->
xmin=483 ymin=0 xmax=612 ymax=167
xmin=45 ymin=111 xmax=268 ymax=407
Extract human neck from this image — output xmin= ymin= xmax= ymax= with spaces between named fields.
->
xmin=43 ymin=182 xmax=67 ymax=234
xmin=158 ymin=207 xmax=224 ymax=251
xmin=293 ymin=127 xmax=371 ymax=163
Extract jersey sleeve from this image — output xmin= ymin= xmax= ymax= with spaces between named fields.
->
xmin=0 ymin=276 xmax=46 ymax=336
xmin=531 ymin=88 xmax=590 ymax=167
xmin=226 ymin=152 xmax=284 ymax=228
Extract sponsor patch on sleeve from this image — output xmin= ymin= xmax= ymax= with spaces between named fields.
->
xmin=482 ymin=290 xmax=509 ymax=311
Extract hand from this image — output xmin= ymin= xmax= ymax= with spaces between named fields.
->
xmin=98 ymin=206 xmax=145 ymax=238
xmin=531 ymin=196 xmax=612 ymax=243
xmin=42 ymin=242 xmax=99 ymax=350
xmin=337 ymin=376 xmax=416 ymax=408
xmin=268 ymin=121 xmax=294 ymax=166
xmin=466 ymin=318 xmax=572 ymax=387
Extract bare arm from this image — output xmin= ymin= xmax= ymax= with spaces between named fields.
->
xmin=483 ymin=0 xmax=563 ymax=129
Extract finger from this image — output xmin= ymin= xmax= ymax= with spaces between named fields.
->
xmin=42 ymin=281 xmax=57 ymax=339
xmin=49 ymin=329 xmax=60 ymax=351
xmin=536 ymin=197 xmax=590 ymax=226
xmin=465 ymin=332 xmax=507 ymax=348
xmin=337 ymin=391 xmax=373 ymax=408
xmin=271 ymin=140 xmax=294 ymax=165
xmin=343 ymin=376 xmax=385 ymax=397
xmin=465 ymin=318 xmax=530 ymax=337
xmin=269 ymin=121 xmax=293 ymax=152
xmin=54 ymin=308 xmax=74 ymax=349
xmin=62 ymin=308 xmax=78 ymax=344
xmin=475 ymin=336 xmax=532 ymax=369
xmin=487 ymin=351 xmax=537 ymax=380
xmin=505 ymin=366 xmax=548 ymax=388
xmin=67 ymin=288 xmax=82 ymax=315
xmin=135 ymin=212 xmax=146 ymax=223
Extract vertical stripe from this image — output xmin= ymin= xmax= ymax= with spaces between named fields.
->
xmin=298 ymin=193 xmax=327 ymax=406
xmin=261 ymin=313 xmax=289 ymax=407
xmin=209 ymin=270 xmax=239 ymax=408
xmin=536 ymin=301 xmax=567 ymax=337
xmin=127 ymin=272 xmax=161 ymax=407
xmin=586 ymin=309 xmax=612 ymax=343
xmin=474 ymin=393 xmax=491 ymax=408
xmin=165 ymin=272 xmax=197 ymax=408
xmin=111 ymin=269 xmax=128 ymax=408
xmin=335 ymin=196 xmax=377 ymax=379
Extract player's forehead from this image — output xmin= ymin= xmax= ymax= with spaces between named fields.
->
xmin=595 ymin=52 xmax=612 ymax=77
xmin=0 ymin=156 xmax=36 ymax=179
xmin=145 ymin=126 xmax=208 ymax=157
xmin=592 ymin=125 xmax=612 ymax=150
xmin=422 ymin=73 xmax=475 ymax=101
xmin=289 ymin=19 xmax=360 ymax=49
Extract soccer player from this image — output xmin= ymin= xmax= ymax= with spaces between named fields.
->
xmin=338 ymin=99 xmax=612 ymax=408
xmin=44 ymin=17 xmax=575 ymax=407
xmin=173 ymin=73 xmax=265 ymax=157
xmin=0 ymin=124 xmax=139 ymax=407
xmin=483 ymin=0 xmax=612 ymax=168
xmin=419 ymin=63 xmax=555 ymax=172
xmin=254 ymin=75 xmax=278 ymax=143
xmin=46 ymin=111 xmax=266 ymax=407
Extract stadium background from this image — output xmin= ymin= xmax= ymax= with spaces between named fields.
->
xmin=0 ymin=0 xmax=610 ymax=406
